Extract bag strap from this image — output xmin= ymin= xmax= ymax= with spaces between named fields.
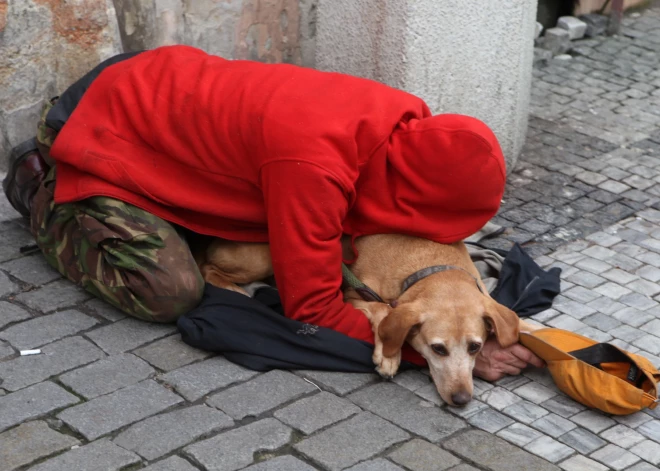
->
xmin=569 ymin=343 xmax=647 ymax=388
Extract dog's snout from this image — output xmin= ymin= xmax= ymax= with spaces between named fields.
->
xmin=450 ymin=391 xmax=472 ymax=406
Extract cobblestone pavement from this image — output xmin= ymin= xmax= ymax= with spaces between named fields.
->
xmin=2 ymin=8 xmax=660 ymax=471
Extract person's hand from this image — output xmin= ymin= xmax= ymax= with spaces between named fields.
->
xmin=473 ymin=336 xmax=545 ymax=382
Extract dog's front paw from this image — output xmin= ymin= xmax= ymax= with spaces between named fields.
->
xmin=374 ymin=350 xmax=401 ymax=379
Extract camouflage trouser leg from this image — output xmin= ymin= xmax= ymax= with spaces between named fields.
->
xmin=29 ymin=101 xmax=205 ymax=323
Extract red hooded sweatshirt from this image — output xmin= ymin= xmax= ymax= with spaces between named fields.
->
xmin=50 ymin=45 xmax=506 ymax=365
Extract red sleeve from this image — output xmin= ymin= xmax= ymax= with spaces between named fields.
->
xmin=260 ymin=160 xmax=426 ymax=367
xmin=260 ymin=160 xmax=374 ymax=340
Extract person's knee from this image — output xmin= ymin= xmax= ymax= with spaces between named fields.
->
xmin=147 ymin=268 xmax=205 ymax=323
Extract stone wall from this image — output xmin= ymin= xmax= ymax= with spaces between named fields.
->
xmin=0 ymin=0 xmax=317 ymax=171
xmin=316 ymin=0 xmax=538 ymax=173
xmin=0 ymin=0 xmax=122 ymax=170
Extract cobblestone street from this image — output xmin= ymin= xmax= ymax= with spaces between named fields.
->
xmin=2 ymin=5 xmax=660 ymax=471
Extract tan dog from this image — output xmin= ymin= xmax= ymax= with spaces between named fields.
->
xmin=194 ymin=233 xmax=539 ymax=406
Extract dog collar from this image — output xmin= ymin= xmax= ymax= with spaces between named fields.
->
xmin=342 ymin=263 xmax=484 ymax=306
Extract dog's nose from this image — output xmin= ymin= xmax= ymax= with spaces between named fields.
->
xmin=451 ymin=391 xmax=472 ymax=406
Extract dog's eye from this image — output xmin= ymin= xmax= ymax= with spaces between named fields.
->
xmin=468 ymin=342 xmax=482 ymax=354
xmin=431 ymin=344 xmax=448 ymax=356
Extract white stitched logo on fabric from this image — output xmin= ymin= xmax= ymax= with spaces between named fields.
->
xmin=297 ymin=324 xmax=319 ymax=335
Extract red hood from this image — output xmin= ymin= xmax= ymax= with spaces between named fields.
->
xmin=344 ymin=114 xmax=506 ymax=244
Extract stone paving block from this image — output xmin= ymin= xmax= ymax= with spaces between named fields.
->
xmin=582 ymin=312 xmax=622 ymax=331
xmin=632 ymin=334 xmax=660 ymax=355
xmin=532 ymin=413 xmax=577 ymax=438
xmin=620 ymin=293 xmax=658 ymax=311
xmin=1 ymin=254 xmax=61 ymax=285
xmin=594 ymin=282 xmax=633 ymax=300
xmin=559 ymin=427 xmax=607 ymax=454
xmin=559 ymin=455 xmax=608 ymax=471
xmin=547 ymin=314 xmax=588 ymax=332
xmin=0 ymin=301 xmax=31 ymax=329
xmin=637 ymin=419 xmax=660 ymax=442
xmin=612 ymin=307 xmax=655 ymax=327
xmin=14 ymin=279 xmax=91 ymax=313
xmin=583 ymin=245 xmax=618 ymax=260
xmin=392 ymin=369 xmax=431 ymax=391
xmin=242 ymin=455 xmax=318 ymax=471
xmin=563 ymin=286 xmax=601 ymax=303
xmin=0 ymin=226 xmax=34 ymax=263
xmin=443 ymin=429 xmax=560 ymax=471
xmin=602 ymin=268 xmax=639 ymax=285
xmin=525 ymin=435 xmax=574 ymax=463
xmin=496 ymin=422 xmax=544 ymax=447
xmin=613 ymin=411 xmax=653 ymax=428
xmin=502 ymin=399 xmax=549 ymax=424
xmin=348 ymin=383 xmax=467 ymax=442
xmin=141 ymin=456 xmax=200 ymax=471
xmin=0 ymin=309 xmax=97 ymax=350
xmin=85 ymin=317 xmax=177 ymax=355
xmin=58 ymin=353 xmax=155 ymax=399
xmin=466 ymin=407 xmax=514 ymax=433
xmin=570 ymin=410 xmax=617 ymax=434
xmin=629 ymin=439 xmax=660 ymax=465
xmin=58 ymin=379 xmax=183 ymax=440
xmin=294 ymin=412 xmax=409 ymax=471
xmin=160 ymin=356 xmax=257 ymax=401
xmin=640 ymin=318 xmax=660 ymax=337
xmin=133 ymin=334 xmax=213 ymax=371
xmin=28 ymin=439 xmax=141 ymax=471
xmin=297 ymin=370 xmax=377 ymax=395
xmin=0 ymin=382 xmax=79 ymax=433
xmin=514 ymin=381 xmax=558 ymax=404
xmin=0 ymin=336 xmax=105 ymax=391
xmin=558 ymin=16 xmax=587 ymax=39
xmin=588 ymin=297 xmax=626 ymax=315
xmin=590 ymin=443 xmax=640 ymax=470
xmin=0 ymin=340 xmax=14 ymax=360
xmin=480 ymin=386 xmax=520 ymax=410
xmin=0 ymin=271 xmax=19 ymax=297
xmin=0 ymin=420 xmax=80 ymax=471
xmin=83 ymin=298 xmax=126 ymax=322
xmin=586 ymin=231 xmax=622 ymax=247
xmin=554 ymin=298 xmax=597 ymax=319
xmin=495 ymin=374 xmax=532 ymax=390
xmin=113 ymin=404 xmax=233 ymax=460
xmin=274 ymin=391 xmax=361 ymax=435
xmin=413 ymin=382 xmax=446 ymax=406
xmin=636 ymin=264 xmax=660 ymax=282
xmin=184 ymin=418 xmax=292 ymax=471
xmin=566 ymin=271 xmax=607 ymax=288
xmin=628 ymin=278 xmax=660 ymax=297
xmin=388 ymin=438 xmax=461 ymax=471
xmin=626 ymin=462 xmax=660 ymax=471
xmin=344 ymin=458 xmax=405 ymax=471
xmin=575 ymin=326 xmax=612 ymax=343
xmin=207 ymin=370 xmax=316 ymax=420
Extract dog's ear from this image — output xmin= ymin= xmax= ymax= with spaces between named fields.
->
xmin=378 ymin=305 xmax=424 ymax=358
xmin=484 ymin=301 xmax=519 ymax=348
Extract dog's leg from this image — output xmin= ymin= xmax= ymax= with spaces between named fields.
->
xmin=348 ymin=298 xmax=401 ymax=378
xmin=199 ymin=263 xmax=250 ymax=296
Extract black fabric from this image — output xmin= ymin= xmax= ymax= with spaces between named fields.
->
xmin=177 ymin=284 xmax=417 ymax=372
xmin=45 ymin=51 xmax=145 ymax=132
xmin=570 ymin=343 xmax=644 ymax=387
xmin=487 ymin=243 xmax=562 ymax=318
xmin=178 ymin=243 xmax=562 ymax=372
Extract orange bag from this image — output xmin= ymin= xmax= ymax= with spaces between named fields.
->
xmin=520 ymin=328 xmax=660 ymax=415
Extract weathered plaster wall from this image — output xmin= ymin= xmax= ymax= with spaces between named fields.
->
xmin=0 ymin=0 xmax=122 ymax=169
xmin=0 ymin=0 xmax=317 ymax=171
xmin=316 ymin=0 xmax=539 ymax=173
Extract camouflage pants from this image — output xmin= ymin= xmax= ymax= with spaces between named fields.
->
xmin=30 ymin=100 xmax=205 ymax=322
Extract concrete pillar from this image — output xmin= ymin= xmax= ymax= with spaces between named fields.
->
xmin=315 ymin=0 xmax=538 ymax=172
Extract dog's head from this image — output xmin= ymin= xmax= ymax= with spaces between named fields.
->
xmin=378 ymin=274 xmax=520 ymax=406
